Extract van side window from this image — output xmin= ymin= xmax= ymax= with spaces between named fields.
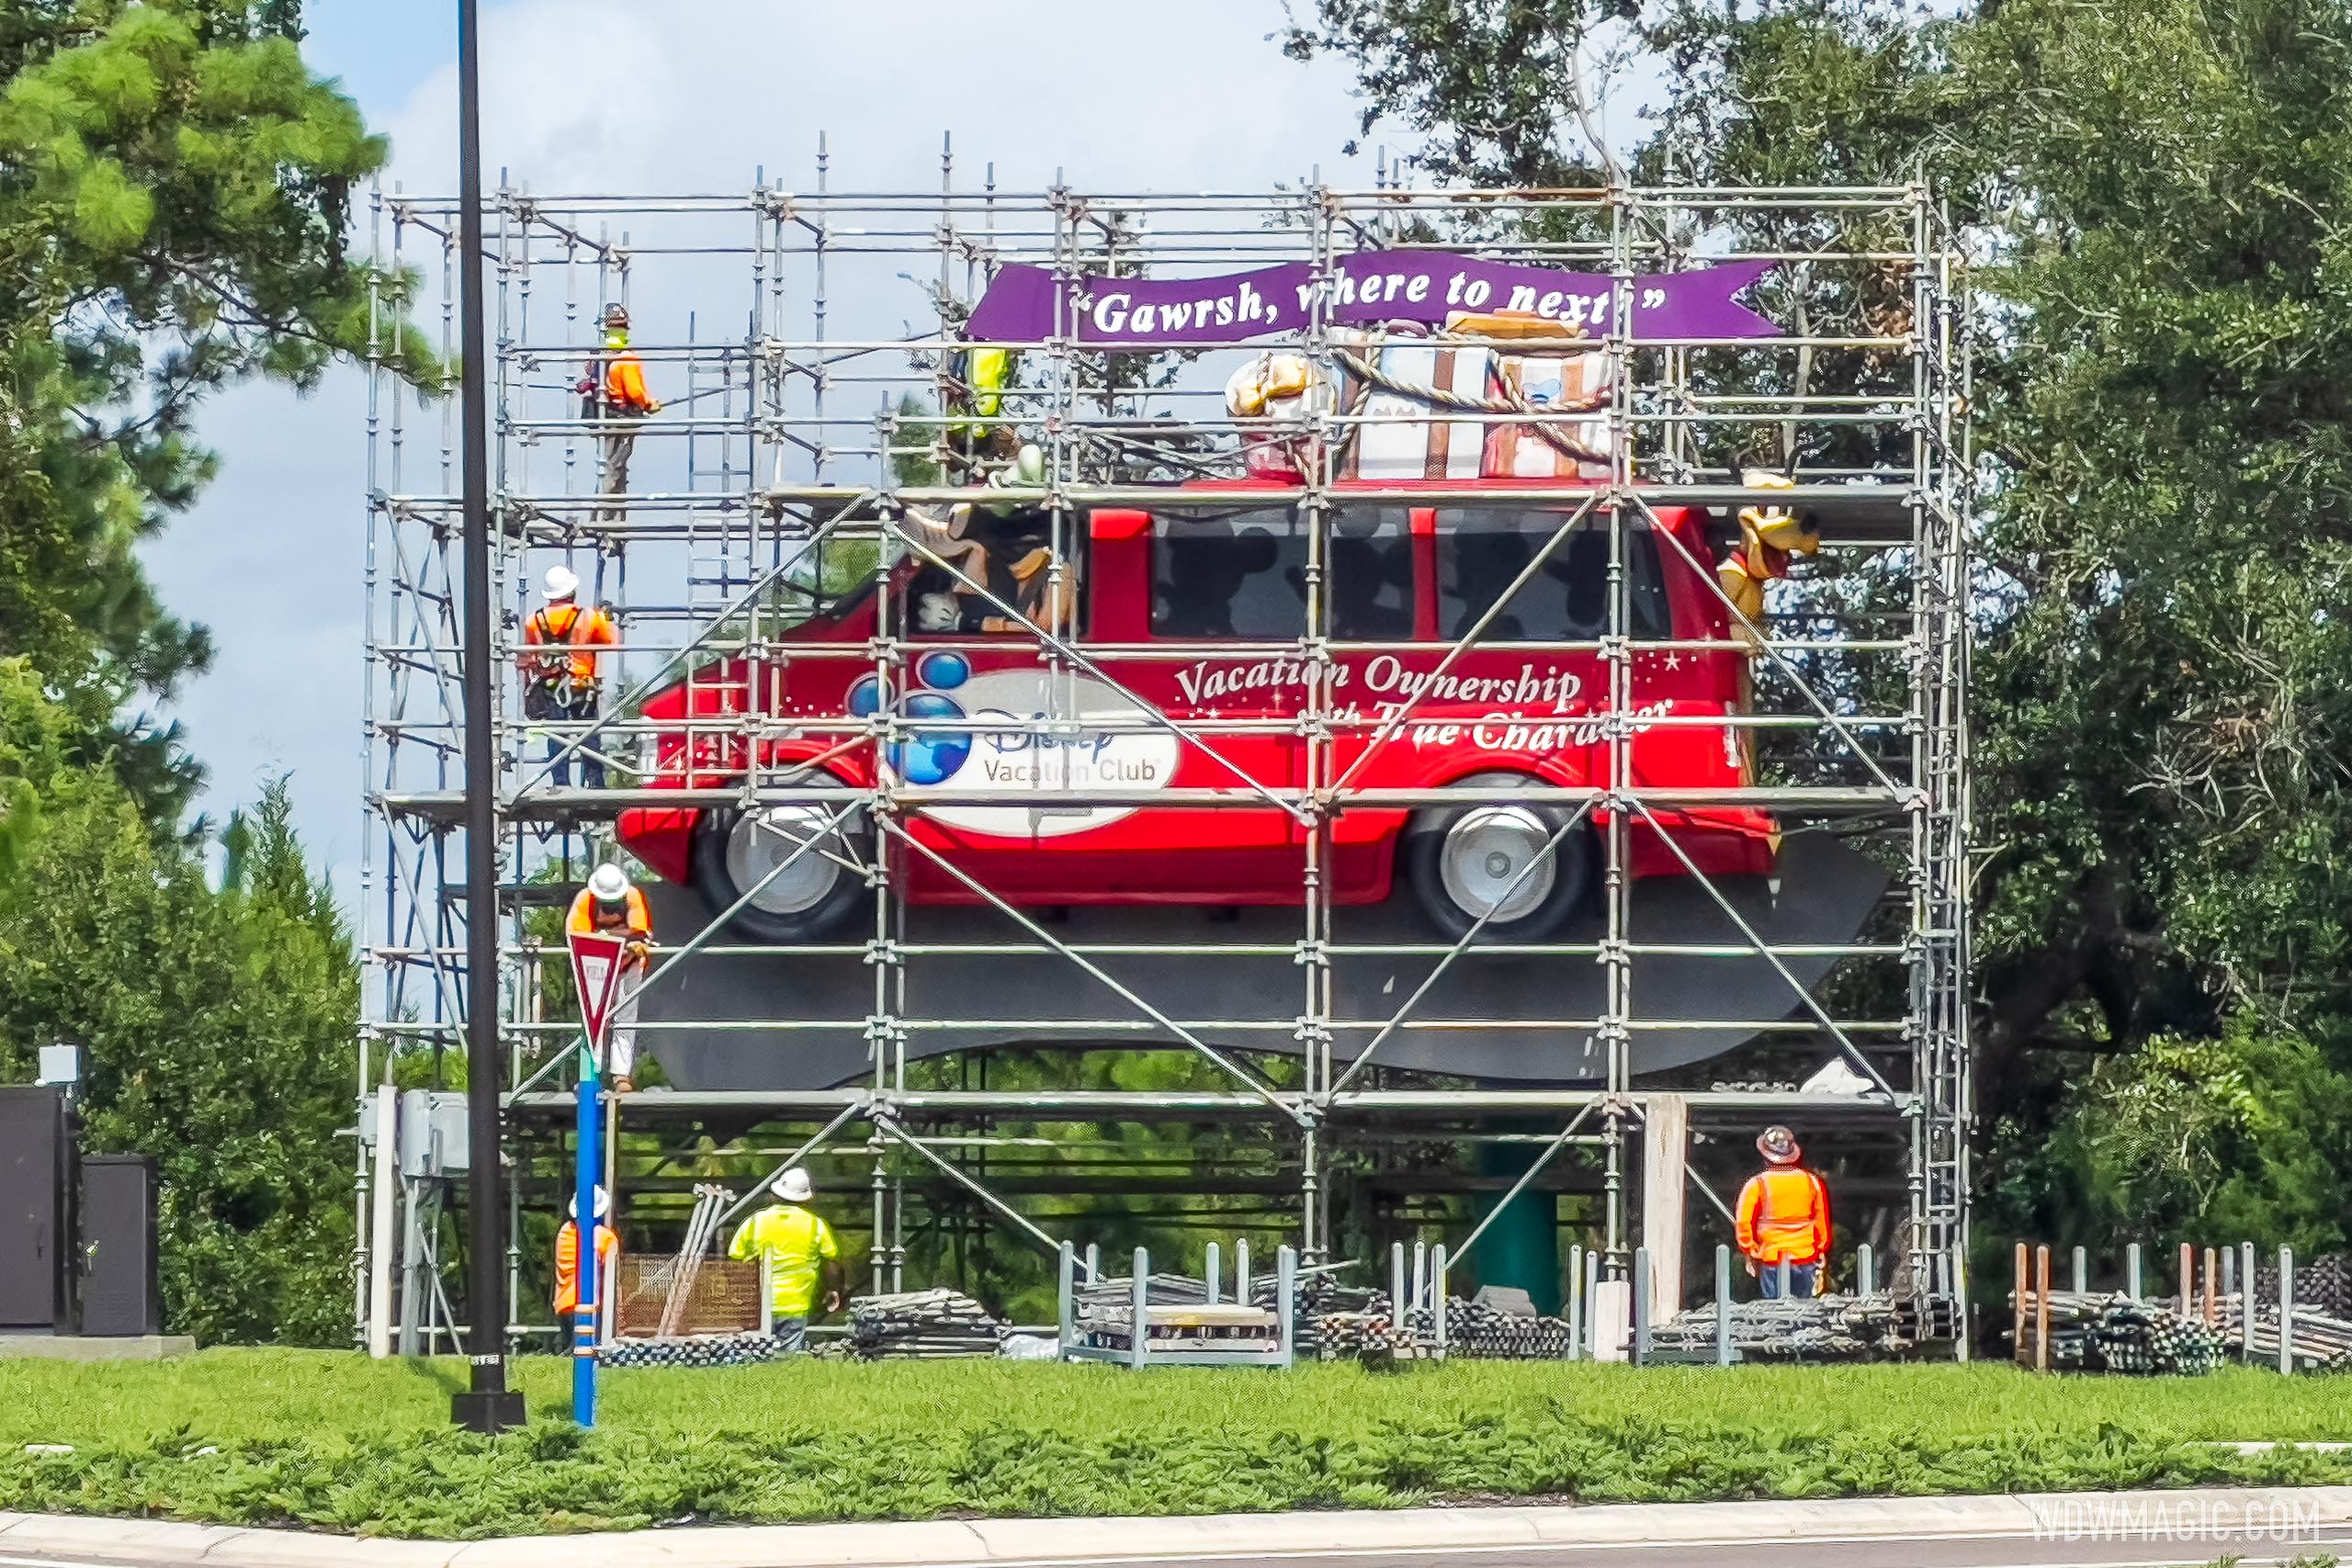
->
xmin=1150 ymin=507 xmax=1301 ymax=637
xmin=1434 ymin=510 xmax=1670 ymax=642
xmin=1149 ymin=506 xmax=1411 ymax=639
xmin=1327 ymin=508 xmax=1413 ymax=640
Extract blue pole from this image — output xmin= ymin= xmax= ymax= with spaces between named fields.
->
xmin=572 ymin=1056 xmax=601 ymax=1427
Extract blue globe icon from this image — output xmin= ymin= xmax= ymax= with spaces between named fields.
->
xmin=896 ymin=690 xmax=971 ymax=784
xmin=917 ymin=650 xmax=970 ymax=691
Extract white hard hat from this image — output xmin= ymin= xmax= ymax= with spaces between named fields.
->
xmin=544 ymin=565 xmax=580 ymax=600
xmin=572 ymin=1184 xmax=610 ymax=1220
xmin=773 ymin=1168 xmax=813 ymax=1202
xmin=587 ymin=863 xmax=631 ymax=905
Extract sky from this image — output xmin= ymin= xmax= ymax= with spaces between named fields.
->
xmin=144 ymin=0 xmax=1401 ymax=906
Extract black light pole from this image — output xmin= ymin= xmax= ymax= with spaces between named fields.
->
xmin=451 ymin=0 xmax=524 ymax=1434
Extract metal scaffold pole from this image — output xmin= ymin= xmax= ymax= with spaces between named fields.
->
xmin=359 ymin=170 xmax=1973 ymax=1358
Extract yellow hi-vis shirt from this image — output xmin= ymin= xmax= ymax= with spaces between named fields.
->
xmin=727 ymin=1202 xmax=839 ymax=1317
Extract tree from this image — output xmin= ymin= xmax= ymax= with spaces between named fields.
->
xmin=1993 ymin=1019 xmax=2352 ymax=1259
xmin=1283 ymin=0 xmax=2352 ymax=1247
xmin=0 ymin=3 xmax=407 ymax=1342
xmin=0 ymin=1 xmax=424 ymax=827
xmin=0 ymin=762 xmax=359 ymax=1345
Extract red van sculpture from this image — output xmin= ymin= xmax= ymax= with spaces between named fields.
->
xmin=614 ymin=483 xmax=1775 ymax=947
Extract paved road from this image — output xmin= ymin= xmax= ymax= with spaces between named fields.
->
xmin=26 ymin=1531 xmax=2350 ymax=1568
xmin=957 ymin=1534 xmax=2352 ymax=1568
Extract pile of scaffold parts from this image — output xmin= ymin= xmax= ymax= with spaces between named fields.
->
xmin=2229 ymin=1300 xmax=2352 ymax=1371
xmin=1074 ymin=1280 xmax=1284 ymax=1362
xmin=2009 ymin=1290 xmax=2229 ymax=1375
xmin=1058 ymin=1243 xmax=1301 ymax=1368
xmin=843 ymin=1288 xmax=1007 ymax=1359
xmin=1645 ymin=1292 xmax=1960 ymax=1364
xmin=2010 ymin=1242 xmax=2352 ymax=1373
xmin=1316 ymin=1287 xmax=1577 ymax=1361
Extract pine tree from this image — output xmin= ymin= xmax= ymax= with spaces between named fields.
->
xmin=0 ymin=1 xmax=426 ymax=828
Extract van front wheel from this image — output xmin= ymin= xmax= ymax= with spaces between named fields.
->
xmin=1402 ymin=773 xmax=1594 ymax=943
xmin=691 ymin=797 xmax=871 ymax=944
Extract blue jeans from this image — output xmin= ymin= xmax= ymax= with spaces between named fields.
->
xmin=769 ymin=1316 xmax=808 ymax=1353
xmin=548 ymin=692 xmax=606 ymax=789
xmin=1759 ymin=1262 xmax=1817 ymax=1299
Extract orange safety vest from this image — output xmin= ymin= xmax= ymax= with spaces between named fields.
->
xmin=566 ymin=886 xmax=653 ymax=966
xmin=553 ymin=1219 xmax=617 ymax=1314
xmin=523 ymin=602 xmax=618 ymax=686
xmin=601 ymin=352 xmax=655 ymax=414
xmin=1735 ymin=1166 xmax=1831 ymax=1267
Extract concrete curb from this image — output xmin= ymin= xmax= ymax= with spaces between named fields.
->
xmin=4 ymin=1486 xmax=2351 ymax=1568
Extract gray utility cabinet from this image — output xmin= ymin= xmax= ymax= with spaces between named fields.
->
xmin=0 ymin=1086 xmax=76 ymax=1333
xmin=79 ymin=1155 xmax=160 ymax=1337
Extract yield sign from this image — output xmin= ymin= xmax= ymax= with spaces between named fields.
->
xmin=567 ymin=930 xmax=629 ymax=1053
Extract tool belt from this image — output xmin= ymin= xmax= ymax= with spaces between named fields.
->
xmin=522 ymin=671 xmax=598 ymax=721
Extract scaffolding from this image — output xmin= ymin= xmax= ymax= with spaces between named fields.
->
xmin=355 ymin=158 xmax=1973 ymax=1353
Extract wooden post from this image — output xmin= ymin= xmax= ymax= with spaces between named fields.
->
xmin=1130 ymin=1247 xmax=1150 ymax=1371
xmin=2177 ymin=1241 xmax=2193 ymax=1314
xmin=2202 ymin=1247 xmax=2217 ymax=1325
xmin=2278 ymin=1246 xmax=2295 ymax=1375
xmin=1567 ymin=1243 xmax=1584 ymax=1361
xmin=2033 ymin=1244 xmax=2052 ymax=1373
xmin=1714 ymin=1245 xmax=1733 ymax=1367
xmin=1276 ymin=1246 xmax=1297 ymax=1370
xmin=2071 ymin=1245 xmax=2086 ymax=1294
xmin=1632 ymin=1247 xmax=1652 ymax=1365
xmin=2241 ymin=1242 xmax=2256 ymax=1365
xmin=1055 ymin=1242 xmax=1073 ymax=1354
xmin=2013 ymin=1242 xmax=2029 ymax=1366
xmin=1641 ymin=1094 xmax=1690 ymax=1323
xmin=1430 ymin=1245 xmax=1449 ymax=1360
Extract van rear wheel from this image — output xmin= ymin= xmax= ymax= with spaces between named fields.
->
xmin=1403 ymin=773 xmax=1594 ymax=943
xmin=692 ymin=795 xmax=871 ymax=944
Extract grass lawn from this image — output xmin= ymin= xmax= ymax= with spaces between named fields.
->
xmin=5 ymin=1350 xmax=2352 ymax=1538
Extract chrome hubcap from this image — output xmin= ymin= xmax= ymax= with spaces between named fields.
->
xmin=1439 ymin=805 xmax=1555 ymax=923
xmin=725 ymin=806 xmax=848 ymax=915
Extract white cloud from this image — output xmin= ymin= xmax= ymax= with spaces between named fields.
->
xmin=147 ymin=0 xmax=1388 ymax=907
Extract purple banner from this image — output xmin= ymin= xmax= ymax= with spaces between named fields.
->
xmin=966 ymin=253 xmax=1778 ymax=346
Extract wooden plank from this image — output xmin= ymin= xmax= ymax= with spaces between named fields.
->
xmin=2014 ymin=1242 xmax=2029 ymax=1368
xmin=2034 ymin=1245 xmax=2052 ymax=1372
xmin=1642 ymin=1094 xmax=1690 ymax=1324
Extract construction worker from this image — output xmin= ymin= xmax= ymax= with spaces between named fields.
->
xmin=725 ymin=1168 xmax=842 ymax=1353
xmin=521 ymin=565 xmax=620 ymax=787
xmin=582 ymin=302 xmax=661 ymax=519
xmin=1736 ymin=1125 xmax=1832 ymax=1298
xmin=553 ymin=1185 xmax=619 ymax=1337
xmin=566 ymin=864 xmax=652 ymax=1093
